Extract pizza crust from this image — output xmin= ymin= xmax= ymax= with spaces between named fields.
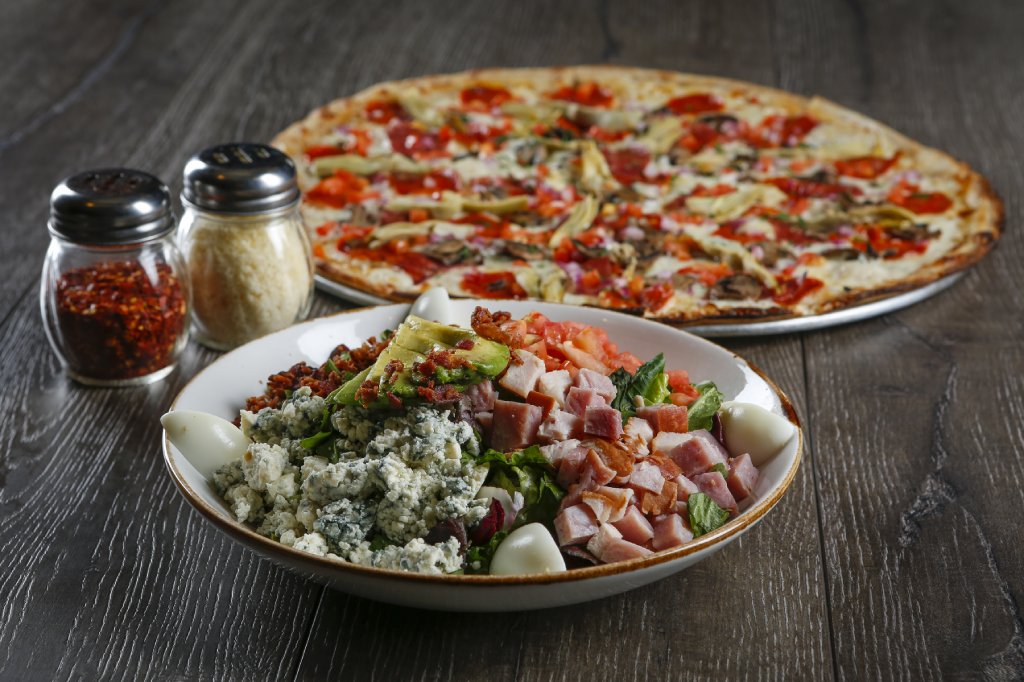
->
xmin=272 ymin=66 xmax=1002 ymax=326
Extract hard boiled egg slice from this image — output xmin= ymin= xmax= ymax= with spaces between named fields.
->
xmin=719 ymin=401 xmax=796 ymax=466
xmin=490 ymin=523 xmax=567 ymax=575
xmin=407 ymin=287 xmax=455 ymax=325
xmin=161 ymin=410 xmax=249 ymax=479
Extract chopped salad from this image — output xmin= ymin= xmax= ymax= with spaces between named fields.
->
xmin=213 ymin=306 xmax=768 ymax=575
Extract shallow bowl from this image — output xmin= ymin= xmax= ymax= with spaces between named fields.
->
xmin=162 ymin=300 xmax=802 ymax=611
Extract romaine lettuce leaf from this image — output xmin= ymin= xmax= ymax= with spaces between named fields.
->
xmin=468 ymin=445 xmax=564 ymax=531
xmin=688 ymin=492 xmax=729 ymax=536
xmin=687 ymin=381 xmax=724 ymax=432
xmin=610 ymin=353 xmax=667 ymax=419
xmin=464 ymin=530 xmax=508 ymax=574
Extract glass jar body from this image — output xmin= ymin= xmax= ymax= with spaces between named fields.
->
xmin=177 ymin=204 xmax=314 ymax=351
xmin=39 ymin=236 xmax=191 ymax=386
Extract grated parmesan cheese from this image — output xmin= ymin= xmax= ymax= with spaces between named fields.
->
xmin=181 ymin=211 xmax=313 ymax=349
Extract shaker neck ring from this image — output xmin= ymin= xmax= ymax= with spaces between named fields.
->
xmin=179 ymin=194 xmax=300 ymax=218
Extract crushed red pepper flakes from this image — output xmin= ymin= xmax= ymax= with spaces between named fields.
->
xmin=54 ymin=260 xmax=186 ymax=380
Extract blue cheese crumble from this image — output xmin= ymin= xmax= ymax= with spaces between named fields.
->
xmin=216 ymin=389 xmax=487 ymax=574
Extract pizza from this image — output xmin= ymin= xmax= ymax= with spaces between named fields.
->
xmin=271 ymin=66 xmax=1002 ymax=324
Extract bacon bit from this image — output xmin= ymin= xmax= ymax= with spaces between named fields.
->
xmin=586 ymin=438 xmax=634 ymax=477
xmin=641 ymin=480 xmax=679 ymax=515
xmin=456 ymin=338 xmax=475 ymax=350
xmin=355 ymin=378 xmax=381 ymax=407
xmin=241 ymin=336 xmax=392 ymax=417
xmin=415 ymin=383 xmax=462 ymax=403
xmin=648 ymin=452 xmax=682 ymax=480
xmin=471 ymin=306 xmax=526 ymax=349
xmin=382 ymin=359 xmax=405 ymax=384
xmin=386 ymin=391 xmax=403 ymax=408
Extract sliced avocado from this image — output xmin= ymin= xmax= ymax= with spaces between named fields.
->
xmin=368 ymin=344 xmax=425 ymax=400
xmin=336 ymin=316 xmax=511 ymax=408
xmin=392 ymin=323 xmax=444 ymax=355
xmin=402 ymin=316 xmax=511 ymax=378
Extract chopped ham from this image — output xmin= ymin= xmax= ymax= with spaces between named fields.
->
xmin=674 ymin=474 xmax=699 ymax=501
xmin=692 ymin=471 xmax=738 ymax=514
xmin=526 ymin=390 xmax=558 ymax=418
xmin=556 ymin=447 xmax=589 ymax=489
xmin=637 ymin=403 xmax=689 ymax=434
xmin=465 ymin=380 xmax=496 ymax=412
xmin=539 ymin=438 xmax=581 ymax=467
xmin=538 ymin=409 xmax=583 ymax=443
xmin=661 ymin=430 xmax=729 ymax=477
xmin=652 ymin=514 xmax=694 ymax=551
xmin=536 ymin=369 xmax=572 ymax=406
xmin=587 ymin=523 xmax=653 ymax=563
xmin=490 ymin=399 xmax=543 ymax=451
xmin=581 ymin=485 xmax=634 ymax=523
xmin=651 ymin=431 xmax=689 ymax=456
xmin=565 ymin=387 xmax=606 ymax=417
xmin=581 ymin=448 xmax=616 ymax=487
xmin=574 ymin=367 xmax=617 ymax=401
xmin=583 ymin=405 xmax=623 ymax=440
xmin=612 ymin=506 xmax=654 ymax=545
xmin=476 ymin=411 xmax=492 ymax=433
xmin=554 ymin=504 xmax=600 ymax=546
xmin=498 ymin=349 xmax=546 ymax=398
xmin=727 ymin=453 xmax=759 ymax=501
xmin=624 ymin=417 xmax=654 ymax=444
xmin=628 ymin=460 xmax=666 ymax=494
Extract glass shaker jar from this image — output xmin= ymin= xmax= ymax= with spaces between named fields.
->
xmin=177 ymin=143 xmax=314 ymax=350
xmin=40 ymin=169 xmax=191 ymax=386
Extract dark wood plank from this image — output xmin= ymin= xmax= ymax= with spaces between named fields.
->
xmin=801 ymin=0 xmax=1024 ymax=677
xmin=0 ymin=292 xmax=324 ymax=681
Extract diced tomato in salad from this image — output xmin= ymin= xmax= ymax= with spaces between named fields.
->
xmin=519 ymin=312 xmax=643 ymax=375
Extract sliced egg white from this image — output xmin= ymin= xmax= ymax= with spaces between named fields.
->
xmin=161 ymin=410 xmax=249 ymax=479
xmin=719 ymin=401 xmax=796 ymax=466
xmin=489 ymin=523 xmax=567 ymax=575
xmin=407 ymin=287 xmax=455 ymax=325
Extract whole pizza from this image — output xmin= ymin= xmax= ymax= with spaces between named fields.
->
xmin=272 ymin=66 xmax=1001 ymax=324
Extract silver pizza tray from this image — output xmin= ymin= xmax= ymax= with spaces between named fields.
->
xmin=314 ymin=271 xmax=964 ymax=338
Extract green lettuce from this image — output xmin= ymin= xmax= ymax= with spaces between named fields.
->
xmin=610 ymin=353 xmax=669 ymax=419
xmin=464 ymin=530 xmax=508 ymax=574
xmin=688 ymin=492 xmax=729 ymax=536
xmin=687 ymin=381 xmax=724 ymax=432
xmin=469 ymin=445 xmax=564 ymax=530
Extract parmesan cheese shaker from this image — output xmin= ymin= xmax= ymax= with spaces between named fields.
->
xmin=178 ymin=143 xmax=314 ymax=350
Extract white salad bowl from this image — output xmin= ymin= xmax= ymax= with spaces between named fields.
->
xmin=162 ymin=300 xmax=802 ymax=612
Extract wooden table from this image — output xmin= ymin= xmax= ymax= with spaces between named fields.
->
xmin=2 ymin=1 xmax=1021 ymax=679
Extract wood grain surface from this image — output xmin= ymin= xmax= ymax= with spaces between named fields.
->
xmin=0 ymin=0 xmax=1020 ymax=680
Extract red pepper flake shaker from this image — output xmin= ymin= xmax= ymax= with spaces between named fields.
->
xmin=40 ymin=169 xmax=191 ymax=386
